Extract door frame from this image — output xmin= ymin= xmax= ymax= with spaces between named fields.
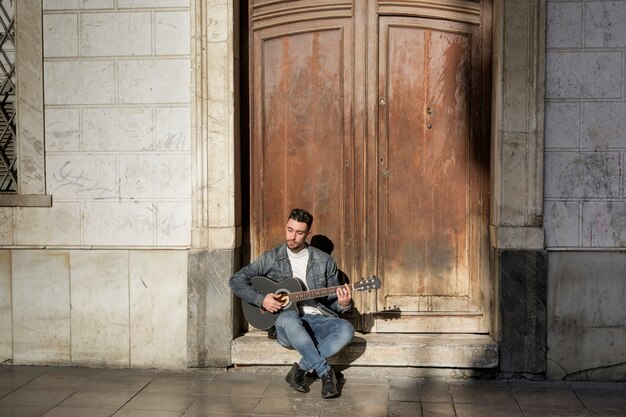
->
xmin=185 ymin=0 xmax=547 ymax=371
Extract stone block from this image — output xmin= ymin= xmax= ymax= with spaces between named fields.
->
xmin=45 ymin=61 xmax=115 ymax=105
xmin=206 ymin=4 xmax=228 ymax=43
xmin=206 ymin=43 xmax=228 ymax=102
xmin=155 ymin=11 xmax=190 ymax=55
xmin=129 ymin=250 xmax=187 ymax=368
xmin=15 ymin=203 xmax=81 ymax=246
xmin=586 ymin=2 xmax=626 ymax=47
xmin=82 ymin=0 xmax=115 ymax=8
xmin=83 ymin=108 xmax=153 ymax=151
xmin=499 ymin=250 xmax=547 ymax=374
xmin=70 ymin=250 xmax=130 ymax=367
xmin=155 ymin=107 xmax=191 ymax=151
xmin=232 ymin=332 xmax=499 ymax=369
xmin=0 ymin=209 xmax=13 ymax=245
xmin=46 ymin=154 xmax=116 ymax=199
xmin=545 ymin=102 xmax=580 ymax=149
xmin=43 ymin=0 xmax=80 ymax=9
xmin=12 ymin=251 xmax=71 ymax=365
xmin=547 ymin=2 xmax=582 ymax=48
xmin=43 ymin=14 xmax=78 ymax=57
xmin=546 ymin=52 xmax=622 ymax=99
xmin=81 ymin=12 xmax=151 ymax=57
xmin=544 ymin=201 xmax=579 ymax=247
xmin=118 ymin=59 xmax=190 ymax=104
xmin=582 ymin=102 xmax=626 ymax=149
xmin=118 ymin=154 xmax=191 ymax=199
xmin=118 ymin=0 xmax=189 ymax=7
xmin=500 ymin=131 xmax=530 ymax=224
xmin=155 ymin=202 xmax=191 ymax=246
xmin=0 ymin=251 xmax=11 ymax=362
xmin=544 ymin=151 xmax=620 ymax=199
xmin=187 ymin=249 xmax=236 ymax=367
xmin=547 ymin=252 xmax=626 ymax=380
xmin=582 ymin=202 xmax=626 ymax=247
xmin=83 ymin=201 xmax=155 ymax=246
xmin=45 ymin=108 xmax=80 ymax=152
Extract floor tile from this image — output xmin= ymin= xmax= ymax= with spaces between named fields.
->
xmin=450 ymin=381 xmax=516 ymax=404
xmin=144 ymin=377 xmax=213 ymax=395
xmin=388 ymin=400 xmax=422 ymax=417
xmin=512 ymin=387 xmax=584 ymax=408
xmin=185 ymin=394 xmax=260 ymax=415
xmin=58 ymin=388 xmax=138 ymax=408
xmin=455 ymin=402 xmax=524 ymax=417
xmin=201 ymin=379 xmax=270 ymax=396
xmin=0 ymin=387 xmax=76 ymax=407
xmin=0 ymin=367 xmax=47 ymax=389
xmin=389 ymin=378 xmax=420 ymax=402
xmin=82 ymin=373 xmax=153 ymax=392
xmin=254 ymin=394 xmax=323 ymax=416
xmin=333 ymin=381 xmax=388 ymax=402
xmin=121 ymin=391 xmax=198 ymax=413
xmin=42 ymin=406 xmax=118 ymax=417
xmin=421 ymin=402 xmax=455 ymax=417
xmin=156 ymin=369 xmax=218 ymax=380
xmin=518 ymin=404 xmax=592 ymax=417
xmin=213 ymin=372 xmax=273 ymax=382
xmin=23 ymin=372 xmax=98 ymax=390
xmin=184 ymin=413 xmax=251 ymax=417
xmin=0 ymin=404 xmax=52 ymax=417
xmin=321 ymin=400 xmax=387 ymax=417
xmin=418 ymin=382 xmax=452 ymax=403
xmin=113 ymin=410 xmax=184 ymax=417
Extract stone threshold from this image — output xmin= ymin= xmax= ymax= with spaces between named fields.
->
xmin=231 ymin=331 xmax=498 ymax=369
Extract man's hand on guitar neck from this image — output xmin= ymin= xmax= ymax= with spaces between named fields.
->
xmin=262 ymin=293 xmax=284 ymax=313
xmin=336 ymin=283 xmax=352 ymax=309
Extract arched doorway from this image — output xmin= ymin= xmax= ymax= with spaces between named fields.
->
xmin=247 ymin=0 xmax=492 ymax=334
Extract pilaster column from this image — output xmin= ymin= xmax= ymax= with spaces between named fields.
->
xmin=188 ymin=0 xmax=241 ymax=367
xmin=492 ymin=0 xmax=547 ymax=377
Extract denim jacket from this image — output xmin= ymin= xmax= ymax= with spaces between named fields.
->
xmin=229 ymin=243 xmax=351 ymax=316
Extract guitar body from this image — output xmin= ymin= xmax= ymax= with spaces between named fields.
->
xmin=241 ymin=276 xmax=305 ymax=330
xmin=240 ymin=274 xmax=381 ymax=330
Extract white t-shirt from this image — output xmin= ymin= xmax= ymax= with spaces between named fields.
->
xmin=287 ymin=247 xmax=322 ymax=315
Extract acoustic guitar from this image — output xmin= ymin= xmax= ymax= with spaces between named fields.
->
xmin=241 ymin=275 xmax=381 ymax=329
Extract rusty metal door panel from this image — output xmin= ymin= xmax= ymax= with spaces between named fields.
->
xmin=250 ymin=18 xmax=355 ymax=272
xmin=376 ymin=17 xmax=488 ymax=333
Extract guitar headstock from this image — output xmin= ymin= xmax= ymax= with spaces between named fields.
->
xmin=353 ymin=276 xmax=381 ymax=291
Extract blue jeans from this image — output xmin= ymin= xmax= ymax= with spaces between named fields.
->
xmin=275 ymin=310 xmax=354 ymax=376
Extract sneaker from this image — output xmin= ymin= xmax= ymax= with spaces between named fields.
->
xmin=285 ymin=362 xmax=309 ymax=393
xmin=320 ymin=368 xmax=339 ymax=398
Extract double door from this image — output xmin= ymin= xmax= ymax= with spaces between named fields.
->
xmin=249 ymin=0 xmax=491 ymax=333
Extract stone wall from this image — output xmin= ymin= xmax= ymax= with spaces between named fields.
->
xmin=545 ymin=0 xmax=626 ymax=380
xmin=0 ymin=0 xmax=193 ymax=369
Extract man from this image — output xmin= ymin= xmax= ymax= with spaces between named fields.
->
xmin=229 ymin=208 xmax=354 ymax=398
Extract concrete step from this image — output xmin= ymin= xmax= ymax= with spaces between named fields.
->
xmin=232 ymin=331 xmax=498 ymax=370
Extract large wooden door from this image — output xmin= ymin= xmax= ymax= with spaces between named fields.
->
xmin=249 ymin=12 xmax=355 ymax=271
xmin=374 ymin=17 xmax=489 ymax=333
xmin=249 ymin=1 xmax=490 ymax=333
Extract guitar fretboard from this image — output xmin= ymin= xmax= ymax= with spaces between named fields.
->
xmin=288 ymin=284 xmax=352 ymax=302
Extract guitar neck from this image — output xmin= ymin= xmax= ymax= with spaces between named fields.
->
xmin=288 ymin=284 xmax=351 ymax=302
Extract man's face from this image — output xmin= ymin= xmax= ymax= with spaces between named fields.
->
xmin=285 ymin=218 xmax=310 ymax=252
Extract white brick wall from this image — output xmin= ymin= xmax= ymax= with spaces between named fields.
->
xmin=545 ymin=0 xmax=626 ymax=249
xmin=37 ymin=2 xmax=191 ymax=248
xmin=6 ymin=249 xmax=188 ymax=369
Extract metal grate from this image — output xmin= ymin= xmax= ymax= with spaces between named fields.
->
xmin=0 ymin=0 xmax=15 ymax=192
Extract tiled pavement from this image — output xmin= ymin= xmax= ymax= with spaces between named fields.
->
xmin=0 ymin=365 xmax=625 ymax=417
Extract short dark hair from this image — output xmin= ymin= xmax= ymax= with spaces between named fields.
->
xmin=288 ymin=208 xmax=313 ymax=230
